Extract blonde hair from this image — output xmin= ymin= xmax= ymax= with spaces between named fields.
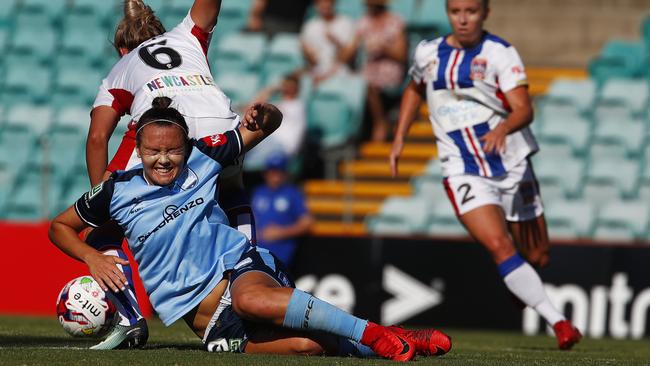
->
xmin=114 ymin=0 xmax=165 ymax=54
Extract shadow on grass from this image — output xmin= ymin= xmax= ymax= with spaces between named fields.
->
xmin=0 ymin=334 xmax=203 ymax=351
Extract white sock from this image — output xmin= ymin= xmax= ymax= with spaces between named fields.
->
xmin=503 ymin=261 xmax=565 ymax=326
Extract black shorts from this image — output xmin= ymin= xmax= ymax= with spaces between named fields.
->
xmin=204 ymin=246 xmax=294 ymax=353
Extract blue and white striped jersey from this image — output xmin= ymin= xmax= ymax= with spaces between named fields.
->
xmin=410 ymin=32 xmax=538 ymax=178
xmin=75 ymin=129 xmax=249 ymax=326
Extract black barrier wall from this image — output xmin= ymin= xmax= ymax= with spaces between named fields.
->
xmin=292 ymin=237 xmax=650 ymax=339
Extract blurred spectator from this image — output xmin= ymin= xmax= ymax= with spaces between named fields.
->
xmin=300 ymin=0 xmax=356 ymax=85
xmin=246 ymin=74 xmax=307 ymax=168
xmin=251 ymin=152 xmax=314 ymax=269
xmin=246 ymin=0 xmax=311 ymax=37
xmin=341 ymin=0 xmax=408 ymax=141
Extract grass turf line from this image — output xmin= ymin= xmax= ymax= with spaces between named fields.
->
xmin=1 ymin=315 xmax=650 ymax=365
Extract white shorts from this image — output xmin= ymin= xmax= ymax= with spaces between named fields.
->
xmin=442 ymin=158 xmax=543 ymax=222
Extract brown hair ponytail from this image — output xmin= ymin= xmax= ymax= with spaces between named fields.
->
xmin=114 ymin=0 xmax=165 ymax=54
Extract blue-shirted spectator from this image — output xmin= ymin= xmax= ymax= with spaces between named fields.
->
xmin=252 ymin=152 xmax=314 ymax=268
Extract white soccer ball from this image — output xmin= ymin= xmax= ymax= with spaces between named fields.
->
xmin=56 ymin=276 xmax=118 ymax=338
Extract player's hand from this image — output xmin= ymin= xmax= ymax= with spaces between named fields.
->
xmin=262 ymin=225 xmax=285 ymax=242
xmin=480 ymin=124 xmax=508 ymax=155
xmin=243 ymin=103 xmax=264 ymax=131
xmin=84 ymin=251 xmax=129 ymax=293
xmin=389 ymin=137 xmax=404 ymax=178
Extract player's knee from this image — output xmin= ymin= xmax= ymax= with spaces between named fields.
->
xmin=231 ymin=289 xmax=269 ymax=321
xmin=485 ymin=234 xmax=515 ymax=260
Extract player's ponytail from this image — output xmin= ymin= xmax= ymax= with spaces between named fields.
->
xmin=135 ymin=97 xmax=190 ymax=146
xmin=114 ymin=0 xmax=165 ymax=55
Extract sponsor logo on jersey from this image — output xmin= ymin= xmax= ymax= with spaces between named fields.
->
xmin=137 ymin=197 xmax=205 ymax=243
xmin=470 ymin=58 xmax=487 ymax=81
xmin=202 ymin=134 xmax=228 ymax=147
xmin=144 ymin=74 xmax=215 ymax=92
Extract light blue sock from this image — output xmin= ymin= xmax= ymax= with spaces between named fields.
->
xmin=337 ymin=338 xmax=376 ymax=358
xmin=282 ymin=289 xmax=367 ymax=342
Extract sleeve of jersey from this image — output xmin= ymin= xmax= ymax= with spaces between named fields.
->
xmin=74 ymin=178 xmax=115 ymax=228
xmin=408 ymin=41 xmax=428 ymax=85
xmin=176 ymin=11 xmax=213 ymax=56
xmin=92 ymin=78 xmax=134 ymax=117
xmin=496 ymin=46 xmax=528 ymax=93
xmin=195 ymin=129 xmax=244 ymax=167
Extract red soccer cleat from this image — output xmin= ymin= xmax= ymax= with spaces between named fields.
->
xmin=361 ymin=322 xmax=415 ymax=362
xmin=388 ymin=326 xmax=452 ymax=356
xmin=553 ymin=320 xmax=582 ymax=350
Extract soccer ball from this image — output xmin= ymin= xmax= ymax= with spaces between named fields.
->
xmin=56 ymin=276 xmax=117 ymax=337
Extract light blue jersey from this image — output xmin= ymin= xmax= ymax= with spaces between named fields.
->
xmin=75 ymin=130 xmax=250 ymax=325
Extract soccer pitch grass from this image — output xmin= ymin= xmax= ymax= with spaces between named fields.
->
xmin=1 ymin=316 xmax=650 ymax=365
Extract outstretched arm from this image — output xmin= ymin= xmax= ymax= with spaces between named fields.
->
xmin=389 ymin=80 xmax=425 ymax=178
xmin=479 ymin=85 xmax=533 ymax=154
xmin=239 ymin=102 xmax=283 ymax=151
xmin=86 ymin=106 xmax=120 ymax=186
xmin=190 ymin=0 xmax=222 ymax=32
xmin=49 ymin=207 xmax=129 ymax=293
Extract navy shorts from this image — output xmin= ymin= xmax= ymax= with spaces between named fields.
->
xmin=204 ymin=246 xmax=294 ymax=353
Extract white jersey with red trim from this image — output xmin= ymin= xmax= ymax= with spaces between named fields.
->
xmin=93 ymin=12 xmax=239 ymax=138
xmin=410 ymin=32 xmax=538 ymax=178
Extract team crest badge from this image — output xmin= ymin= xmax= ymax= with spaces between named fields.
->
xmin=470 ymin=58 xmax=487 ymax=81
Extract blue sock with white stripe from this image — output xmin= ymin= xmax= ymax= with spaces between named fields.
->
xmin=283 ymin=289 xmax=367 ymax=342
xmin=499 ymin=253 xmax=564 ymax=326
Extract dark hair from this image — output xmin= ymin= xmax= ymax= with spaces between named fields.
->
xmin=114 ymin=0 xmax=165 ymax=54
xmin=446 ymin=0 xmax=490 ymax=9
xmin=135 ymin=97 xmax=189 ymax=146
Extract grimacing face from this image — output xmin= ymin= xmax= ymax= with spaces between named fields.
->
xmin=447 ymin=0 xmax=488 ymax=47
xmin=136 ymin=124 xmax=187 ymax=186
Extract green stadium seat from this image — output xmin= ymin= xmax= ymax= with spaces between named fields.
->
xmin=215 ymin=72 xmax=260 ymax=108
xmin=0 ymin=0 xmax=18 ymax=26
xmin=3 ymin=61 xmax=52 ymax=104
xmin=5 ymin=168 xmax=61 ymax=221
xmin=537 ymin=115 xmax=591 ymax=155
xmin=30 ymin=130 xmax=86 ymax=183
xmin=582 ymin=158 xmax=640 ymax=204
xmin=70 ymin=0 xmax=119 ymax=20
xmin=61 ymin=16 xmax=110 ymax=62
xmin=544 ymin=78 xmax=597 ymax=115
xmin=428 ymin=200 xmax=466 ymax=237
xmin=10 ymin=25 xmax=57 ymax=61
xmin=0 ymin=129 xmax=36 ymax=175
xmin=371 ymin=196 xmax=432 ymax=234
xmin=390 ymin=0 xmax=418 ymax=25
xmin=335 ymin=0 xmax=364 ymax=19
xmin=216 ymin=0 xmax=252 ymax=37
xmin=20 ymin=0 xmax=66 ymax=18
xmin=307 ymin=92 xmax=352 ymax=148
xmin=314 ymin=74 xmax=367 ymax=131
xmin=532 ymin=152 xmax=584 ymax=199
xmin=54 ymin=105 xmax=91 ymax=133
xmin=598 ymin=78 xmax=649 ymax=117
xmin=589 ymin=40 xmax=646 ymax=83
xmin=5 ymin=104 xmax=54 ymax=136
xmin=209 ymin=32 xmax=266 ymax=75
xmin=145 ymin=0 xmax=167 ymax=13
xmin=592 ymin=118 xmax=645 ymax=158
xmin=593 ymin=201 xmax=650 ymax=241
xmin=545 ymin=199 xmax=596 ymax=238
xmin=0 ymin=29 xmax=8 ymax=52
xmin=534 ymin=101 xmax=582 ymax=132
xmin=53 ymin=66 xmax=103 ymax=106
xmin=55 ymin=171 xmax=91 ymax=216
xmin=411 ymin=0 xmax=451 ymax=36
xmin=261 ymin=33 xmax=303 ymax=83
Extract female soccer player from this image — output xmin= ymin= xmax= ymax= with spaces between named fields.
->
xmin=84 ymin=0 xmax=253 ymax=348
xmin=389 ymin=0 xmax=581 ymax=350
xmin=51 ymin=98 xmax=450 ymax=360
